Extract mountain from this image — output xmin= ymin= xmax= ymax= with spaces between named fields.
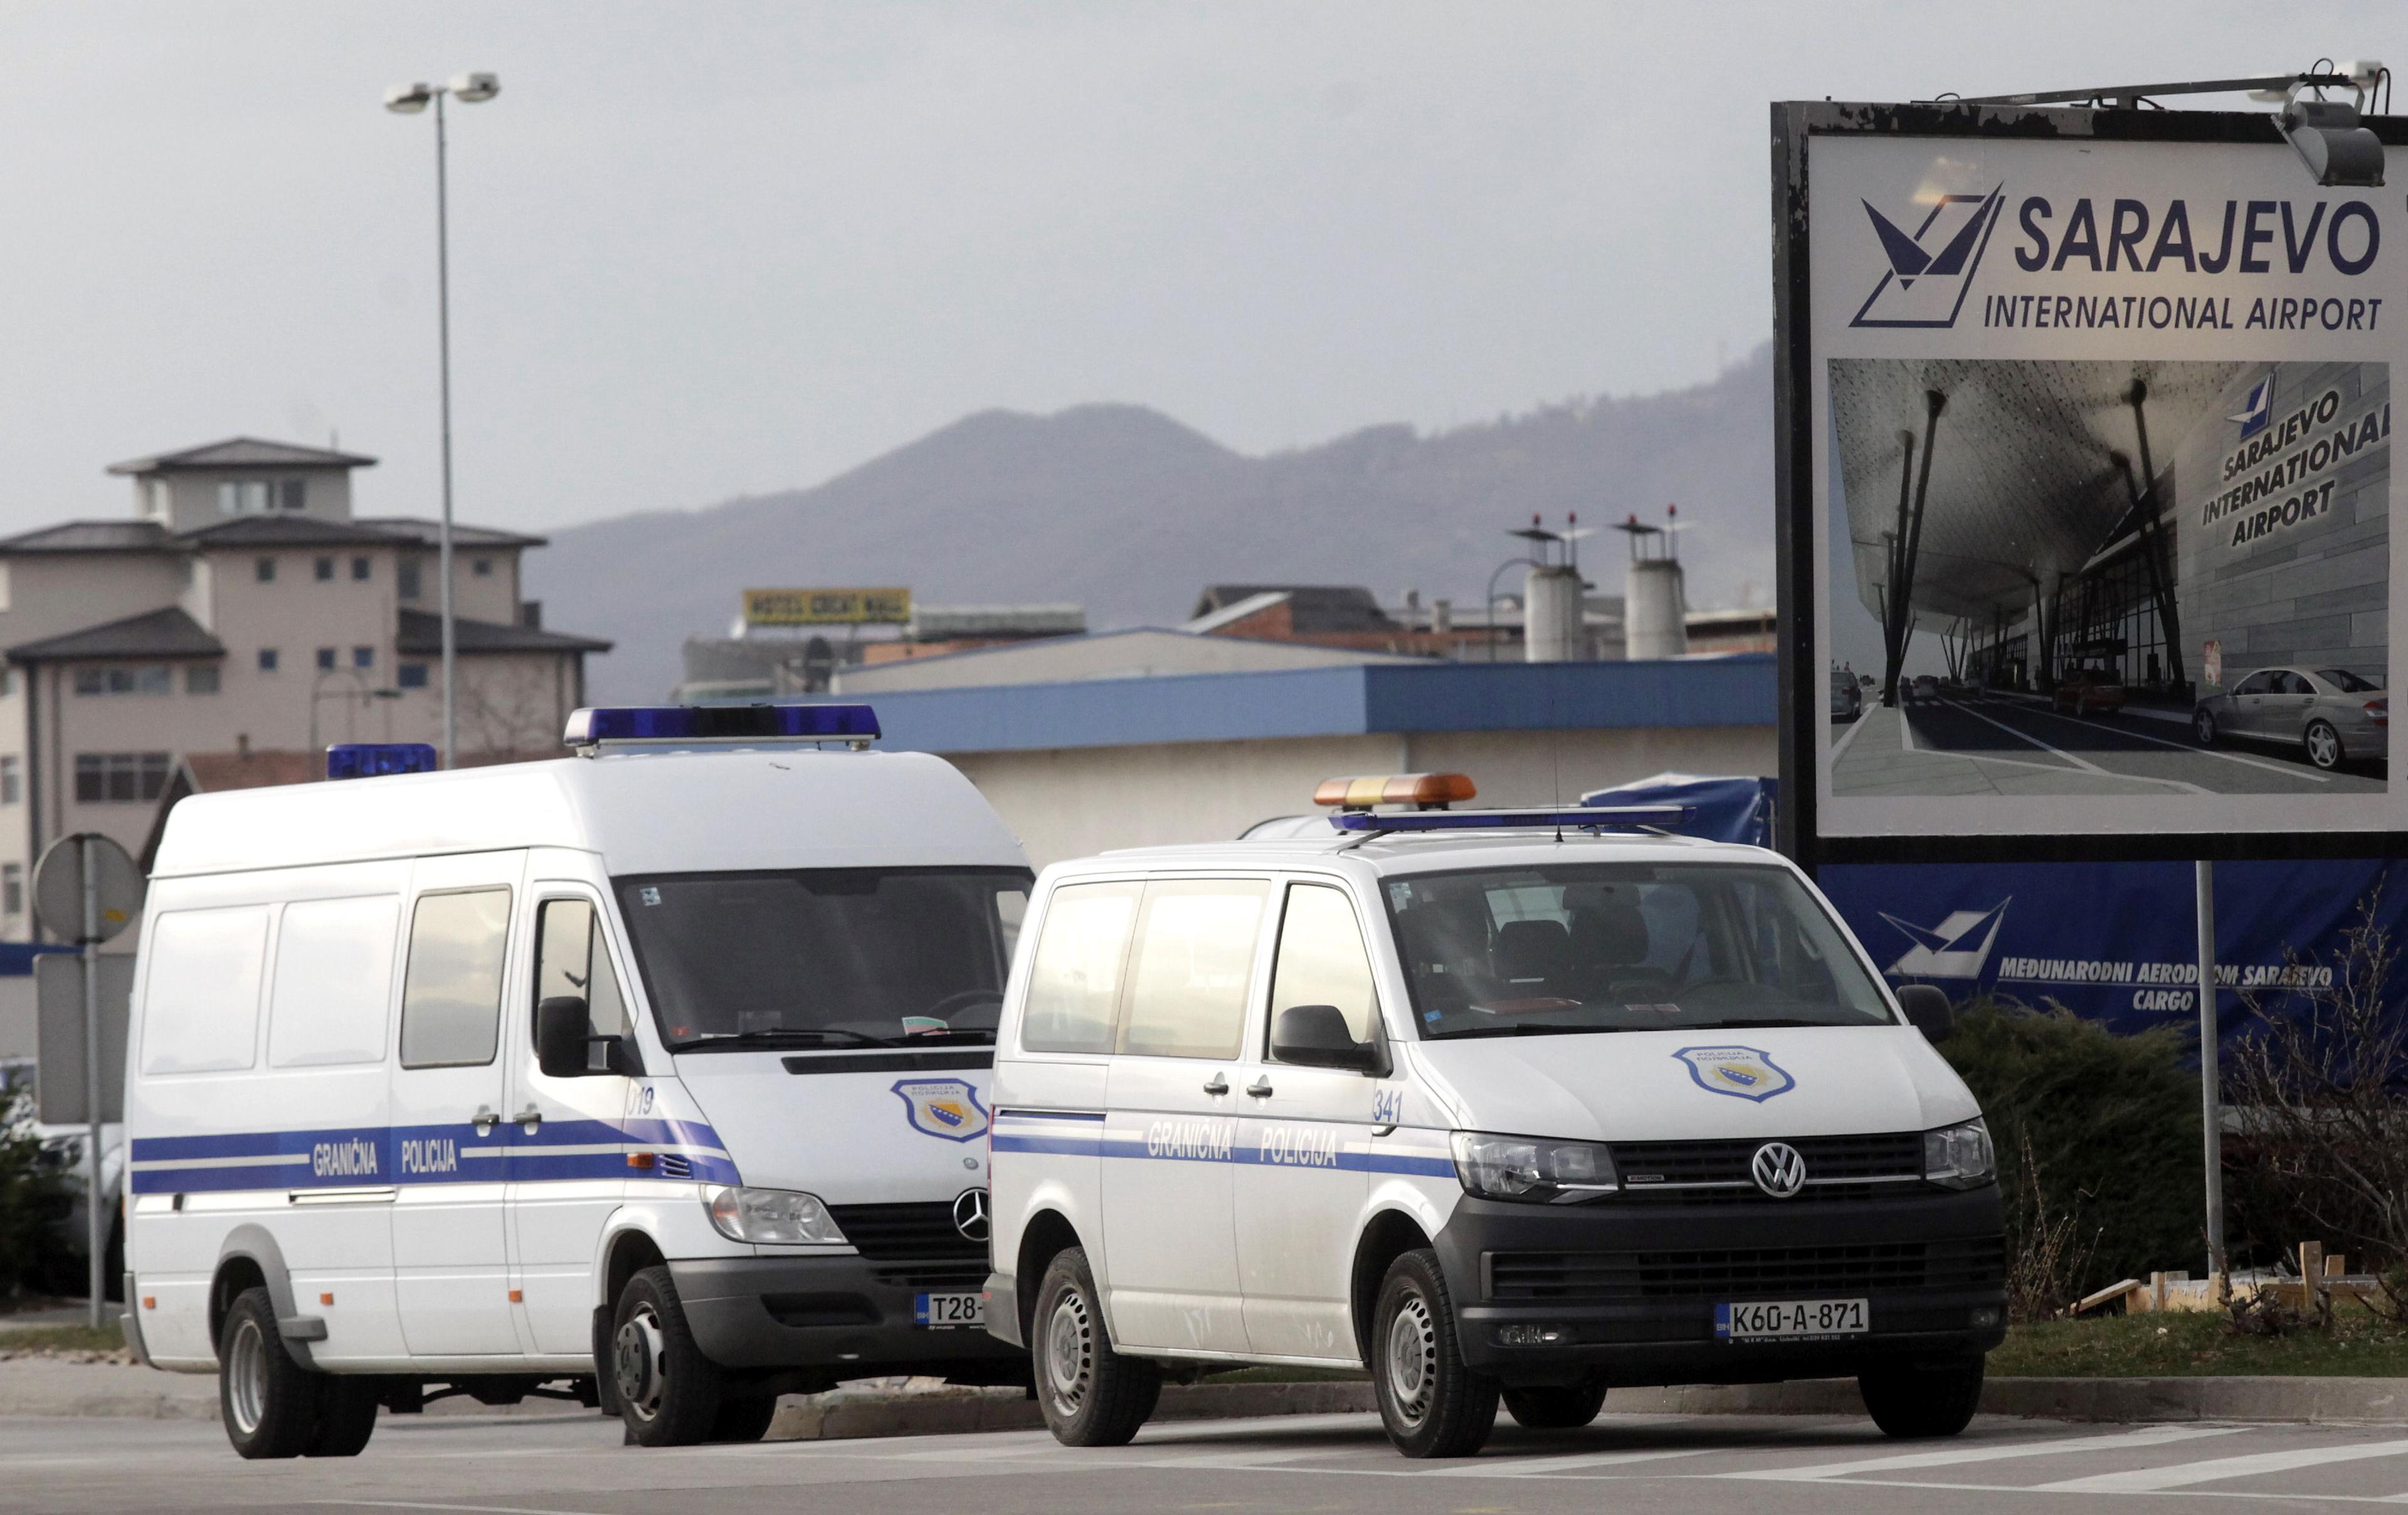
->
xmin=529 ymin=343 xmax=1775 ymax=703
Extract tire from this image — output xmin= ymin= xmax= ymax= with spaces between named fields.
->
xmin=1032 ymin=1247 xmax=1159 ymax=1447
xmin=1860 ymin=1354 xmax=1985 ymax=1438
xmin=2195 ymin=709 xmax=2217 ymax=746
xmin=1371 ymin=1249 xmax=1497 ymax=1459
xmin=307 ymin=1376 xmax=381 ymax=1458
xmin=710 ymin=1393 xmax=779 ymax=1444
xmin=2306 ymin=720 xmax=2344 ymax=770
xmin=611 ymin=1265 xmax=726 ymax=1447
xmin=218 ymin=1286 xmax=318 ymax=1460
xmin=1502 ymin=1381 xmax=1607 ymax=1430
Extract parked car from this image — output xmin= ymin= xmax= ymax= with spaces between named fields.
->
xmin=2194 ymin=667 xmax=2388 ymax=770
xmin=1830 ymin=670 xmax=1862 ymax=721
xmin=2053 ymin=667 xmax=2127 ymax=717
xmin=1910 ymin=674 xmax=1941 ymax=705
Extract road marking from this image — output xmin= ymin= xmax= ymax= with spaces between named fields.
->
xmin=1901 ymin=705 xmax=1916 ymax=752
xmin=2014 ymin=701 xmax=2334 ymax=784
xmin=1717 ymin=1423 xmax=2245 ymax=1481
xmin=315 ymin=1502 xmax=622 ymax=1515
xmin=1937 ymin=700 xmax=2209 ymax=793
xmin=2035 ymin=1437 xmax=2408 ymax=1492
xmin=1831 ymin=706 xmax=1873 ymax=763
xmin=1432 ymin=1446 xmax=1714 ymax=1478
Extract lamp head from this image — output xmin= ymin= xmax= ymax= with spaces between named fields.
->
xmin=450 ymin=71 xmax=500 ymax=103
xmin=383 ymin=81 xmax=435 ymax=114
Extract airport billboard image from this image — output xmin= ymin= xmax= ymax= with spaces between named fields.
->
xmin=1804 ymin=131 xmax=2404 ymax=842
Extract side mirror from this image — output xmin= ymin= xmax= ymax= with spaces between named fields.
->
xmin=1270 ymin=1004 xmax=1380 ymax=1073
xmin=536 ymin=996 xmax=594 ymax=1078
xmin=1896 ymin=984 xmax=1955 ymax=1042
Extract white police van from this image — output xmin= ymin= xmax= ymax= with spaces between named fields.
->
xmin=121 ymin=706 xmax=1032 ymax=1458
xmin=984 ymin=774 xmax=2004 ymax=1458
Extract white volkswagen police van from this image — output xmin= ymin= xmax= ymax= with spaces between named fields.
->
xmin=122 ymin=707 xmax=1032 ymax=1458
xmin=985 ymin=774 xmax=2003 ymax=1458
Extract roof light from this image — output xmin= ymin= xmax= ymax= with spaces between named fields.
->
xmin=325 ymin=743 xmax=439 ymax=780
xmin=562 ymin=704 xmax=881 ymax=754
xmin=1312 ymin=773 xmax=1477 ymax=811
xmin=1327 ymin=805 xmax=1690 ymax=834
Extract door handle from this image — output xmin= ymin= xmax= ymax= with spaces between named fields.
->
xmin=513 ymin=1106 xmax=543 ymax=1132
xmin=1202 ymin=1074 xmax=1228 ymax=1096
xmin=1245 ymin=1077 xmax=1274 ymax=1099
xmin=472 ymin=1106 xmax=500 ymax=1136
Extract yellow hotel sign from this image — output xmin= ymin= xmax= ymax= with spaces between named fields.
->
xmin=742 ymin=587 xmax=912 ymax=626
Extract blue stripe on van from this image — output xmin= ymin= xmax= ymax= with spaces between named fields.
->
xmin=128 ymin=1119 xmax=740 ymax=1195
xmin=990 ymin=1121 xmax=1455 ymax=1178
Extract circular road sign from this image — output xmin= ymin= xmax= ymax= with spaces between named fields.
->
xmin=33 ymin=832 xmax=144 ymax=944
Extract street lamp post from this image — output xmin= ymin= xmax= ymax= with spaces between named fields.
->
xmin=384 ymin=71 xmax=499 ymax=769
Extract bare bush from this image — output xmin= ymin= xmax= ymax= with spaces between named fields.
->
xmin=2002 ymin=1128 xmax=2100 ymax=1322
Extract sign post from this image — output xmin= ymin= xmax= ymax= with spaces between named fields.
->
xmin=33 ymin=833 xmax=142 ymax=1330
xmin=2196 ymin=860 xmax=2227 ymax=1297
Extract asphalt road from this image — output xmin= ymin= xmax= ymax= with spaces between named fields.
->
xmin=16 ymin=1407 xmax=2408 ymax=1514
xmin=1831 ymin=696 xmax=2385 ymax=798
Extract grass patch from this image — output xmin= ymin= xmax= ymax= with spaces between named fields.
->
xmin=1992 ymin=1308 xmax=2408 ymax=1378
xmin=0 ymin=1324 xmax=126 ymax=1356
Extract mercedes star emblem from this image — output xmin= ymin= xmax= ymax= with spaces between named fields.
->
xmin=952 ymin=1187 xmax=990 ymax=1242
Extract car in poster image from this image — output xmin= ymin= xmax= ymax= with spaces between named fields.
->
xmin=1830 ymin=670 xmax=1862 ymax=721
xmin=1909 ymin=674 xmax=1941 ymax=705
xmin=2194 ymin=667 xmax=2388 ymax=771
xmin=2052 ymin=667 xmax=2126 ymax=717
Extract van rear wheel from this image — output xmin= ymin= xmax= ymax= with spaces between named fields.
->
xmin=1033 ymin=1247 xmax=1159 ymax=1447
xmin=611 ymin=1265 xmax=726 ymax=1447
xmin=306 ymin=1376 xmax=382 ymax=1457
xmin=710 ymin=1393 xmax=779 ymax=1443
xmin=218 ymin=1286 xmax=317 ymax=1459
xmin=1371 ymin=1248 xmax=1497 ymax=1458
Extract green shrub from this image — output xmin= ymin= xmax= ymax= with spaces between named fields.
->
xmin=0 ymin=1074 xmax=63 ymax=1301
xmin=1938 ymin=1001 xmax=2202 ymax=1303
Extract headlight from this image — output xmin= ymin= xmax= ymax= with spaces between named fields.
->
xmin=702 ymin=1186 xmax=847 ymax=1245
xmin=1924 ymin=1119 xmax=1995 ymax=1190
xmin=1450 ymin=1131 xmax=1619 ymax=1202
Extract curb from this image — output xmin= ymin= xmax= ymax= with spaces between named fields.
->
xmin=769 ymin=1380 xmax=1375 ymax=1441
xmin=1609 ymin=1376 xmax=2408 ymax=1425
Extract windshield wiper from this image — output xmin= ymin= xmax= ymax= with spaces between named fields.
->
xmin=1435 ymin=1023 xmax=1633 ymax=1039
xmin=677 ymin=1028 xmax=898 ymax=1052
xmin=1692 ymin=1018 xmax=1833 ymax=1030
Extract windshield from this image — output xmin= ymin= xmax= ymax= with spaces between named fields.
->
xmin=1383 ymin=862 xmax=1895 ymax=1038
xmin=616 ymin=868 xmax=1032 ymax=1050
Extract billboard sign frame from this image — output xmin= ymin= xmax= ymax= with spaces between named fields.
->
xmin=1773 ymin=99 xmax=2408 ymax=869
xmin=742 ymin=587 xmax=913 ymax=628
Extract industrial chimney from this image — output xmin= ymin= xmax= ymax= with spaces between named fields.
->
xmin=1619 ymin=505 xmax=1689 ymax=660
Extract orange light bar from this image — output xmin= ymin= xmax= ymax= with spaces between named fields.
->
xmin=1312 ymin=773 xmax=1477 ymax=811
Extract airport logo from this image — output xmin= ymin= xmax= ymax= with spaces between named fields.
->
xmin=1850 ymin=184 xmax=2005 ymax=329
xmin=892 ymin=1078 xmax=990 ymax=1143
xmin=1674 ymin=1045 xmax=1795 ymax=1103
xmin=2230 ymin=374 xmax=2275 ymax=440
xmin=1880 ymin=899 xmax=2010 ymax=981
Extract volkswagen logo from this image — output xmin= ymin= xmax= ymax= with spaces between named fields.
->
xmin=952 ymin=1187 xmax=990 ymax=1242
xmin=1750 ymin=1142 xmax=1807 ymax=1200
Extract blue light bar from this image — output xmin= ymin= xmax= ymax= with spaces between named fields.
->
xmin=562 ymin=704 xmax=881 ymax=747
xmin=325 ymin=743 xmax=440 ymax=781
xmin=1328 ymin=805 xmax=1692 ymax=833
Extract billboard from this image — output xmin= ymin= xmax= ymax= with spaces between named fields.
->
xmin=1774 ymin=103 xmax=2407 ymax=864
xmin=742 ymin=586 xmax=912 ymax=627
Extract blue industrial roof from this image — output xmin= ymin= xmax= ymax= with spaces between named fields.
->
xmin=788 ymin=655 xmax=1775 ymax=754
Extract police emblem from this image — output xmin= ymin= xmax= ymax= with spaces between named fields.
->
xmin=892 ymin=1078 xmax=991 ymax=1143
xmin=1672 ymin=1046 xmax=1795 ymax=1103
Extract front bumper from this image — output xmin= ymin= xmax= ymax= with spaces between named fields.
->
xmin=1434 ymin=1186 xmax=2006 ymax=1388
xmin=670 ymin=1255 xmax=1026 ymax=1383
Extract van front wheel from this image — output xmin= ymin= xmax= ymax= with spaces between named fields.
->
xmin=611 ymin=1265 xmax=726 ymax=1447
xmin=1033 ymin=1247 xmax=1159 ymax=1447
xmin=1371 ymin=1249 xmax=1497 ymax=1458
xmin=218 ymin=1286 xmax=317 ymax=1459
xmin=1861 ymin=1354 xmax=1985 ymax=1438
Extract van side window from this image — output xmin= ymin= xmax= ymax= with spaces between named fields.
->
xmin=139 ymin=906 xmax=270 ymax=1075
xmin=1120 ymin=879 xmax=1268 ymax=1060
xmin=535 ymin=899 xmax=630 ymax=1042
xmin=398 ymin=888 xmax=512 ymax=1069
xmin=1021 ymin=881 xmax=1139 ymax=1053
xmin=1268 ymin=884 xmax=1378 ymax=1052
xmin=268 ymin=895 xmax=400 ymax=1067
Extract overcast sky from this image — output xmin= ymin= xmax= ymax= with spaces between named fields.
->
xmin=0 ymin=1 xmax=2386 ymax=536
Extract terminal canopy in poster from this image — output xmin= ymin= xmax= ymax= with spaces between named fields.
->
xmin=1790 ymin=112 xmax=2400 ymax=853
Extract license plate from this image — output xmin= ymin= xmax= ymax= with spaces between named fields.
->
xmin=1714 ymin=1297 xmax=1867 ymax=1341
xmin=914 ymin=1291 xmax=985 ymax=1329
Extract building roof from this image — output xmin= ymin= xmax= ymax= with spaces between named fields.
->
xmin=1189 ymin=584 xmax=1398 ymax=635
xmin=107 ymin=437 xmax=379 ymax=475
xmin=176 ymin=516 xmax=419 ymax=549
xmin=907 ymin=604 xmax=1086 ymax=640
xmin=803 ymin=653 xmax=1776 ymax=754
xmin=835 ymin=626 xmax=1423 ymax=695
xmin=0 ymin=520 xmax=172 ymax=556
xmin=7 ymin=606 xmax=226 ymax=663
xmin=397 ymin=608 xmax=613 ymax=655
xmin=354 ymin=516 xmax=548 ymax=549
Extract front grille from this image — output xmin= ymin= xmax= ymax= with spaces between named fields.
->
xmin=1487 ymin=1236 xmax=2004 ymax=1303
xmin=1613 ymin=1132 xmax=1924 ymax=1201
xmin=874 ymin=1263 xmax=989 ymax=1291
xmin=827 ymin=1201 xmax=985 ymax=1261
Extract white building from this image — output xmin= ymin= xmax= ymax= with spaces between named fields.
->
xmin=0 ymin=438 xmax=608 ymax=939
